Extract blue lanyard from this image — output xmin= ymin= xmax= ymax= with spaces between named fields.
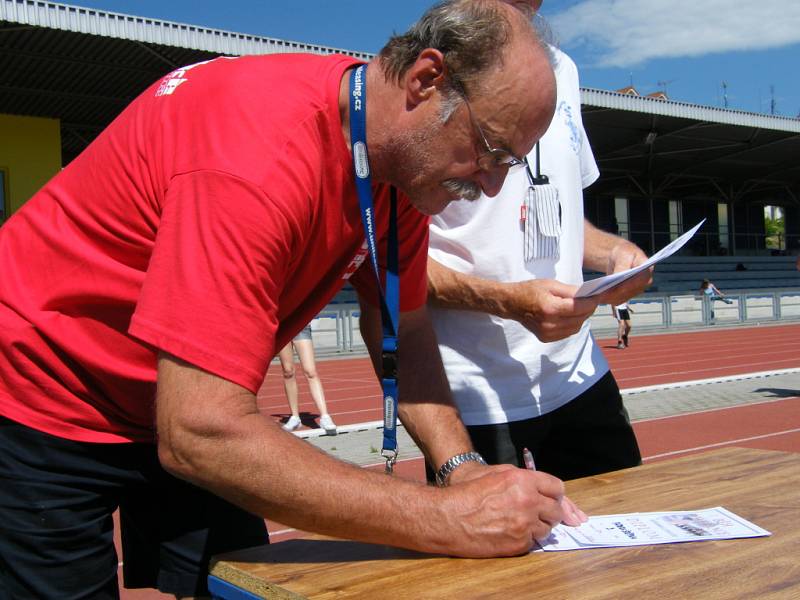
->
xmin=349 ymin=64 xmax=400 ymax=473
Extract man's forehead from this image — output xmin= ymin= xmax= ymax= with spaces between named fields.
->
xmin=472 ymin=47 xmax=555 ymax=154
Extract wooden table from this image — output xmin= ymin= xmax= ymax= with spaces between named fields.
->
xmin=209 ymin=447 xmax=800 ymax=599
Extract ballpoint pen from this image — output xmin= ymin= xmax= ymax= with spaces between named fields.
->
xmin=523 ymin=446 xmax=548 ymax=547
xmin=522 ymin=447 xmax=536 ymax=471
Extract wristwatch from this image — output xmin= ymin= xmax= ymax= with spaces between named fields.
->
xmin=435 ymin=451 xmax=487 ymax=487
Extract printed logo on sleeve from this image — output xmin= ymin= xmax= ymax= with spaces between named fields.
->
xmin=557 ymin=100 xmax=582 ymax=154
xmin=155 ymin=57 xmax=237 ymax=97
xmin=342 ymin=240 xmax=369 ymax=280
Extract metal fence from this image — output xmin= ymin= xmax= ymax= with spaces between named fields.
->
xmin=308 ymin=288 xmax=800 ymax=356
xmin=589 ymin=289 xmax=800 ymax=335
xmin=309 ymin=305 xmax=364 ymax=355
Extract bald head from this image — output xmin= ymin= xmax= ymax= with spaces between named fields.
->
xmin=464 ymin=1 xmax=556 ymax=160
xmin=503 ymin=0 xmax=543 ymax=12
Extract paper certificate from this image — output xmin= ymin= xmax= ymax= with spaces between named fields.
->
xmin=536 ymin=507 xmax=770 ymax=551
xmin=575 ymin=219 xmax=706 ymax=298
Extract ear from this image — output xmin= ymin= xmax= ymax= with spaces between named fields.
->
xmin=404 ymin=48 xmax=448 ymax=108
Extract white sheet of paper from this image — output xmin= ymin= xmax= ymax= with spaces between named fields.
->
xmin=575 ymin=219 xmax=706 ymax=298
xmin=535 ymin=506 xmax=770 ymax=552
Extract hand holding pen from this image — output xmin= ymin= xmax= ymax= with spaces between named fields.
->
xmin=522 ymin=447 xmax=588 ymax=527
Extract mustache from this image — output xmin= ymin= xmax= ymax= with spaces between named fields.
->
xmin=442 ymin=178 xmax=482 ymax=201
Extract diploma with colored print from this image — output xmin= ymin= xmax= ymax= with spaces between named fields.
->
xmin=536 ymin=506 xmax=770 ymax=551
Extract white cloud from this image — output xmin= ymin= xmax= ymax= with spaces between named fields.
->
xmin=550 ymin=0 xmax=800 ymax=67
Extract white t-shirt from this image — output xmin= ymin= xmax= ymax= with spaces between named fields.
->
xmin=428 ymin=47 xmax=607 ymax=426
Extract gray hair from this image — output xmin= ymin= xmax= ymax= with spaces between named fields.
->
xmin=378 ymin=0 xmax=541 ymax=102
xmin=532 ymin=12 xmax=558 ymax=50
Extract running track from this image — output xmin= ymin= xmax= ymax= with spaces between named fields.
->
xmin=257 ymin=322 xmax=800 ymax=429
xmin=258 ymin=322 xmax=800 ymax=526
xmin=121 ymin=323 xmax=800 ymax=599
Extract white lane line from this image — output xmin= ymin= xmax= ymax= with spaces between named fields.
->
xmin=294 ymin=419 xmax=384 ymax=439
xmin=260 ymin=393 xmax=382 ymax=412
xmin=289 ymin=369 xmax=800 ymax=435
xmin=643 ymin=428 xmax=800 ymax=461
xmin=633 ymin=395 xmax=799 ymax=423
xmin=621 ymin=367 xmax=800 ymax=395
xmin=362 ymin=455 xmax=425 ymax=470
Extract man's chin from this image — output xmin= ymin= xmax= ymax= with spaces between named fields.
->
xmin=405 ymin=190 xmax=454 ymax=216
xmin=426 ymin=201 xmax=452 ymax=216
xmin=416 ymin=200 xmax=452 ymax=216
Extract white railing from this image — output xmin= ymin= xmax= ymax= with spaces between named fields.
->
xmin=587 ymin=288 xmax=800 ymax=335
xmin=307 ymin=289 xmax=800 ymax=355
xmin=307 ymin=304 xmax=363 ymax=355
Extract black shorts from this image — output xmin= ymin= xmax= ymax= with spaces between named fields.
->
xmin=427 ymin=371 xmax=641 ymax=482
xmin=0 ymin=416 xmax=269 ymax=599
xmin=616 ymin=308 xmax=631 ymax=320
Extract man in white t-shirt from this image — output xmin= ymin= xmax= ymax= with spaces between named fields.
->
xmin=427 ymin=3 xmax=649 ymax=480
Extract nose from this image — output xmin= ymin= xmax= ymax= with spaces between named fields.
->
xmin=476 ymin=165 xmax=510 ymax=198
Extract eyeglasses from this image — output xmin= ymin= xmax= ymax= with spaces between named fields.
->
xmin=462 ymin=96 xmax=526 ymax=172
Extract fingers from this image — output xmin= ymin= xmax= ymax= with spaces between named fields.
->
xmin=536 ymin=297 xmax=597 ymax=324
xmin=571 ymin=296 xmax=601 ymax=317
xmin=559 ymin=495 xmax=588 ymax=527
xmin=607 ymin=241 xmax=648 ymax=273
xmin=513 ymin=469 xmax=566 ymax=534
xmin=515 ymin=280 xmax=598 ymax=342
xmin=535 ymin=496 xmax=565 ymax=531
xmin=537 ymin=278 xmax=579 ymax=299
xmin=525 ymin=468 xmax=564 ymax=499
xmin=596 ymin=268 xmax=653 ymax=306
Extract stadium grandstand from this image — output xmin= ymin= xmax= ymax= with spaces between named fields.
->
xmin=3 ymin=10 xmax=797 ymax=597
xmin=1 ymin=0 xmax=798 ymax=346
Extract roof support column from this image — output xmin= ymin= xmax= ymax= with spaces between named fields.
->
xmin=730 ymin=184 xmax=737 ymax=255
xmin=649 ymin=184 xmax=655 ymax=256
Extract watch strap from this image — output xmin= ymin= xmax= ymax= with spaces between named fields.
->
xmin=435 ymin=451 xmax=487 ymax=487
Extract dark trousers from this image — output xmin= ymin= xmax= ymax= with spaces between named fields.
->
xmin=428 ymin=371 xmax=641 ymax=482
xmin=0 ymin=416 xmax=268 ymax=599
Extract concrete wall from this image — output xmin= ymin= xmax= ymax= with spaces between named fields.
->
xmin=0 ymin=113 xmax=61 ymax=221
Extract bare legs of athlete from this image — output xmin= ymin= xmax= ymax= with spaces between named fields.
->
xmin=278 ymin=339 xmax=337 ymax=434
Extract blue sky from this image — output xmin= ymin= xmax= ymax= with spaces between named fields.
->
xmin=73 ymin=0 xmax=800 ymax=117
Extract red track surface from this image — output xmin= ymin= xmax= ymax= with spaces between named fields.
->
xmin=257 ymin=322 xmax=800 ymax=428
xmin=120 ymin=323 xmax=800 ymax=598
xmin=636 ymin=398 xmax=800 ymax=459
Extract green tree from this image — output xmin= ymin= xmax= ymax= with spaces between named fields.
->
xmin=764 ymin=213 xmax=785 ymax=249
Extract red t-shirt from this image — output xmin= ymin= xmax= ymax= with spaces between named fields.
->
xmin=0 ymin=54 xmax=428 ymax=443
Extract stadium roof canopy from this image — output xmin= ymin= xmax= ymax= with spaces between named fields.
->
xmin=0 ymin=0 xmax=371 ymax=163
xmin=581 ymin=89 xmax=800 ymax=206
xmin=1 ymin=0 xmax=799 ymax=206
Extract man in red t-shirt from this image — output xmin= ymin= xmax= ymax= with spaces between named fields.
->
xmin=0 ymin=2 xmax=582 ymax=596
